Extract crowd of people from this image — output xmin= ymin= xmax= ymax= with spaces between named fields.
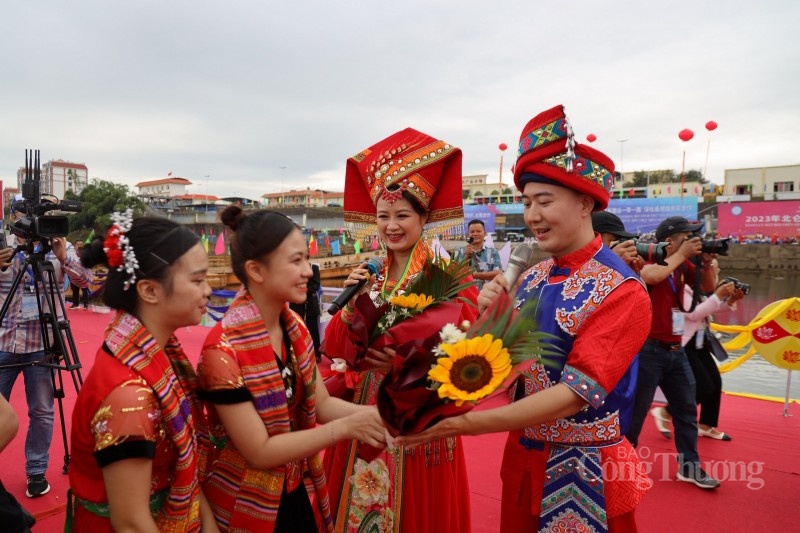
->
xmin=0 ymin=104 xmax=749 ymax=532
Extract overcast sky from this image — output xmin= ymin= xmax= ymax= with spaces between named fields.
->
xmin=1 ymin=1 xmax=797 ymax=201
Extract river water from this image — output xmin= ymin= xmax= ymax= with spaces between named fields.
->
xmin=711 ymin=273 xmax=800 ymax=400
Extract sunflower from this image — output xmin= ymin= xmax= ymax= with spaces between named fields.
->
xmin=428 ymin=334 xmax=512 ymax=406
xmin=390 ymin=293 xmax=434 ymax=312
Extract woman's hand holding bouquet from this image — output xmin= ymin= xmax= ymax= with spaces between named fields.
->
xmin=338 ymin=255 xmax=477 ymax=371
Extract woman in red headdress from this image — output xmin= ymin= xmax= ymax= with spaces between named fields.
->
xmin=322 ymin=129 xmax=479 ymax=533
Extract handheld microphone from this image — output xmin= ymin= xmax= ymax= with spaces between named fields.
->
xmin=327 ymin=257 xmax=384 ymax=315
xmin=503 ymin=244 xmax=532 ymax=292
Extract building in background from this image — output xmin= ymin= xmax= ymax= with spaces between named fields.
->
xmin=16 ymin=159 xmax=88 ymax=200
xmin=720 ymin=164 xmax=800 ymax=201
xmin=261 ymin=188 xmax=342 ymax=208
xmin=135 ymin=175 xmax=192 ymax=197
xmin=462 ymin=174 xmax=515 ymax=204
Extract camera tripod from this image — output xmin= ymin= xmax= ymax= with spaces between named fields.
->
xmin=0 ymin=238 xmax=84 ymax=474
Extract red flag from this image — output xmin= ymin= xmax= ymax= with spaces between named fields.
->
xmin=325 ymin=235 xmax=331 ymax=247
xmin=629 ymin=188 xmax=635 ymax=197
xmin=309 ymin=234 xmax=318 ymax=256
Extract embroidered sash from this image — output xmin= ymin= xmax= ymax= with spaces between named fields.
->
xmin=206 ymin=291 xmax=333 ymax=533
xmin=104 ymin=311 xmax=203 ymax=532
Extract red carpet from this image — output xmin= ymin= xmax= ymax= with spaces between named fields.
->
xmin=3 ymin=309 xmax=799 ymax=532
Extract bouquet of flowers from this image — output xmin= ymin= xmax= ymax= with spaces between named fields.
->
xmin=377 ymin=290 xmax=558 ymax=436
xmin=339 ymin=255 xmax=478 ymax=371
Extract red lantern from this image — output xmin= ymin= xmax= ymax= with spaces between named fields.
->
xmin=705 ymin=121 xmax=718 ymax=131
xmin=678 ymin=128 xmax=694 ymax=142
xmin=586 ymin=133 xmax=597 ymax=143
xmin=498 ymin=143 xmax=508 ymax=151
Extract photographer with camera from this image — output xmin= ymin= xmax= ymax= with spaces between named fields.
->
xmin=591 ymin=210 xmax=644 ymax=274
xmin=0 ymin=200 xmax=92 ymax=498
xmin=626 ymin=216 xmax=722 ymax=489
xmin=651 ymin=259 xmax=746 ymax=444
xmin=453 ymin=219 xmax=502 ymax=289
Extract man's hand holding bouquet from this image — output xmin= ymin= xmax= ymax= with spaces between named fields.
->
xmin=377 ymin=286 xmax=558 ymax=437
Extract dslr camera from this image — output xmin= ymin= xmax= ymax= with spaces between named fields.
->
xmin=700 ymin=237 xmax=730 ymax=256
xmin=10 ymin=150 xmax=81 ymax=242
xmin=721 ymin=276 xmax=750 ymax=295
xmin=613 ymin=239 xmax=669 ymax=265
xmin=691 ymin=231 xmax=730 ymax=256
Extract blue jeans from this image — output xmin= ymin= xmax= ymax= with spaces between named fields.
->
xmin=626 ymin=340 xmax=700 ymax=465
xmin=0 ymin=351 xmax=54 ymax=476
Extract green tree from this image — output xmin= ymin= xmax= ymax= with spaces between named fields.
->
xmin=463 ymin=189 xmax=471 ymax=200
xmin=65 ymin=179 xmax=146 ymax=240
xmin=683 ymin=169 xmax=707 ymax=184
xmin=501 ymin=187 xmax=513 ymax=195
xmin=628 ymin=168 xmax=709 ymax=191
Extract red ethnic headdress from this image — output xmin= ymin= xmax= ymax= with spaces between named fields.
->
xmin=343 ymin=128 xmax=465 ymax=241
xmin=513 ymin=104 xmax=615 ymax=211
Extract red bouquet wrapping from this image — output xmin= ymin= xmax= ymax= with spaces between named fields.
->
xmin=376 ymin=291 xmax=556 ymax=436
xmin=339 ymin=293 xmax=467 ymax=371
xmin=376 ymin=331 xmax=476 ymax=436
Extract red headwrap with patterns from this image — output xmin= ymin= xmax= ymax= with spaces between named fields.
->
xmin=343 ymin=128 xmax=465 ymax=240
xmin=513 ymin=104 xmax=615 ymax=211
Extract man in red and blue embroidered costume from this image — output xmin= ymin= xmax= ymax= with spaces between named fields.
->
xmin=493 ymin=105 xmax=653 ymax=532
xmin=399 ymin=105 xmax=653 ymax=532
xmin=496 ymin=104 xmax=653 ymax=532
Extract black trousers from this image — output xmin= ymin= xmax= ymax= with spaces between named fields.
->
xmin=275 ymin=484 xmax=317 ymax=533
xmin=685 ymin=341 xmax=723 ymax=427
xmin=70 ymin=283 xmax=89 ymax=307
xmin=0 ymin=479 xmax=34 ymax=532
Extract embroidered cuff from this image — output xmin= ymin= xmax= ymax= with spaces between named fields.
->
xmin=340 ymin=304 xmax=354 ymax=325
xmin=561 ymin=365 xmax=606 ymax=408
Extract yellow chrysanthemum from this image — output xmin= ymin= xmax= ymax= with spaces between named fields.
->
xmin=390 ymin=293 xmax=434 ymax=311
xmin=428 ymin=334 xmax=512 ymax=406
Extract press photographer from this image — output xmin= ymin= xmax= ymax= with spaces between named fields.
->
xmin=626 ymin=215 xmax=722 ymax=489
xmin=651 ymin=259 xmax=747 ymax=445
xmin=0 ymin=190 xmax=91 ymax=497
xmin=453 ymin=219 xmax=502 ymax=289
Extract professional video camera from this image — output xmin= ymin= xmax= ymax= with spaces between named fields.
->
xmin=10 ymin=150 xmax=81 ymax=242
xmin=721 ymin=276 xmax=751 ymax=295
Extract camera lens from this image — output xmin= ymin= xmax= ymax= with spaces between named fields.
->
xmin=635 ymin=242 xmax=668 ymax=265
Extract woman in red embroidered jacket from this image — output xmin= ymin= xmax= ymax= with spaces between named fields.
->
xmin=322 ymin=129 xmax=479 ymax=533
xmin=68 ymin=213 xmax=218 ymax=532
xmin=197 ymin=206 xmax=386 ymax=533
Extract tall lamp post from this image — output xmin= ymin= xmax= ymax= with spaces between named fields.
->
xmin=279 ymin=166 xmax=287 ymax=206
xmin=616 ymin=139 xmax=628 ymax=181
xmin=204 ymin=175 xmax=211 ymax=213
